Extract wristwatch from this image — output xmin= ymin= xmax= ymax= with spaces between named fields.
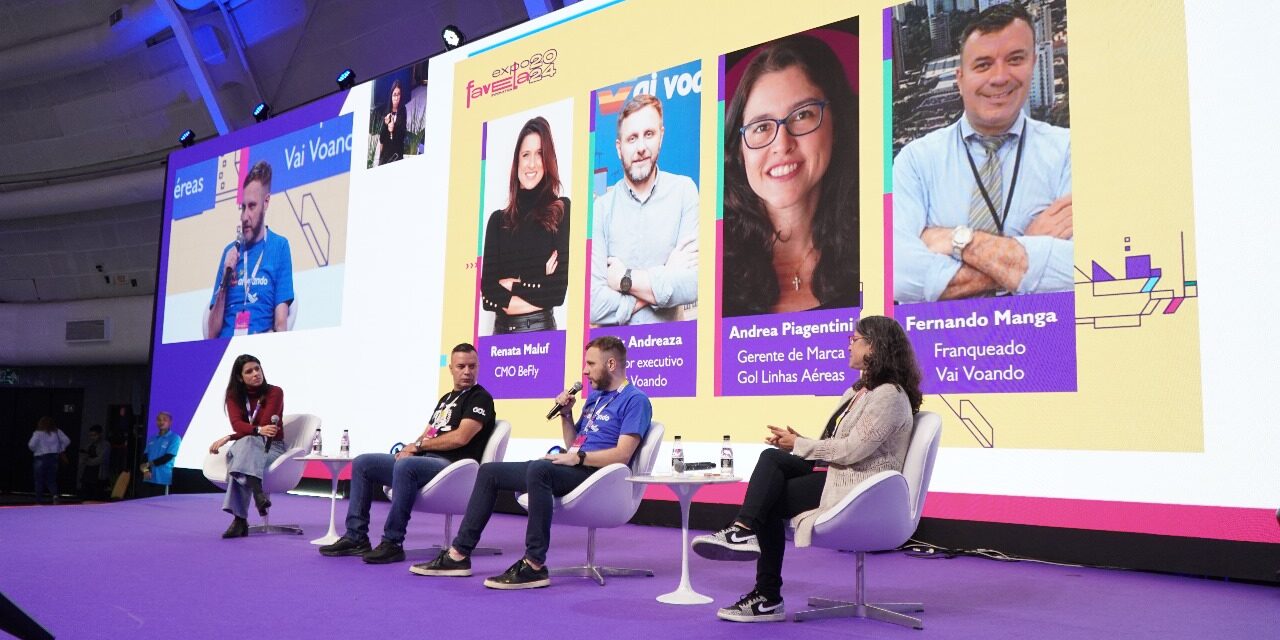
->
xmin=619 ymin=268 xmax=633 ymax=294
xmin=576 ymin=450 xmax=587 ymax=466
xmin=951 ymin=225 xmax=974 ymax=262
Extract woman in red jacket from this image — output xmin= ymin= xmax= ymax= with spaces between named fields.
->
xmin=208 ymin=354 xmax=285 ymax=538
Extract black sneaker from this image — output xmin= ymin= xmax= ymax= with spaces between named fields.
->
xmin=362 ymin=540 xmax=405 ymax=564
xmin=716 ymin=590 xmax=785 ymax=623
xmin=692 ymin=524 xmax=760 ymax=561
xmin=221 ymin=517 xmax=248 ymax=539
xmin=482 ymin=558 xmax=550 ymax=590
xmin=319 ymin=536 xmax=372 ymax=557
xmin=409 ymin=549 xmax=472 ymax=577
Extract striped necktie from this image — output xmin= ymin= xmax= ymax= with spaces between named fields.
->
xmin=968 ymin=134 xmax=1009 ymax=235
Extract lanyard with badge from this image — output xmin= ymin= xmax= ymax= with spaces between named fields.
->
xmin=960 ymin=120 xmax=1027 ymax=235
xmin=568 ymin=386 xmax=623 ymax=453
xmin=424 ymin=387 xmax=473 ymax=441
xmin=233 ymin=245 xmax=265 ymax=336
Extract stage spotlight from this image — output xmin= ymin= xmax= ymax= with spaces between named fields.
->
xmin=179 ymin=129 xmax=196 ymax=148
xmin=336 ymin=68 xmax=356 ymax=90
xmin=252 ymin=102 xmax=271 ymax=122
xmin=442 ymin=25 xmax=464 ymax=50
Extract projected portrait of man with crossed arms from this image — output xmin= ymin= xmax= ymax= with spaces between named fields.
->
xmin=590 ymin=94 xmax=699 ymax=326
xmin=205 ymin=160 xmax=296 ymax=338
xmin=893 ymin=2 xmax=1072 ymax=303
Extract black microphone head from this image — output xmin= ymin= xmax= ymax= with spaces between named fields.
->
xmin=569 ymin=381 xmax=583 ymax=394
xmin=271 ymin=415 xmax=280 ymax=424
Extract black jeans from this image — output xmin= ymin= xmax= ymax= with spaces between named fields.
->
xmin=451 ymin=460 xmax=594 ymax=565
xmin=736 ymin=447 xmax=825 ymax=601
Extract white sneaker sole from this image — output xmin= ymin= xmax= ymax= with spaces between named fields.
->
xmin=409 ymin=565 xmax=471 ymax=577
xmin=717 ymin=610 xmax=785 ymax=623
xmin=483 ymin=577 xmax=550 ymax=590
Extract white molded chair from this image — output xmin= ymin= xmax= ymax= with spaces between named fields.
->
xmin=387 ymin=420 xmax=512 ymax=558
xmin=794 ymin=410 xmax=943 ymax=630
xmin=202 ymin=413 xmax=318 ymax=535
xmin=517 ymin=422 xmax=665 ymax=585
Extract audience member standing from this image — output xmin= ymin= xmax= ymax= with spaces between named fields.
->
xmin=29 ymin=417 xmax=71 ymax=504
xmin=78 ymin=425 xmax=110 ymax=499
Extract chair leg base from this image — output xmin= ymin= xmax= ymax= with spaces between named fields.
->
xmin=548 ymin=565 xmax=654 ymax=586
xmin=796 ymin=599 xmax=924 ymax=630
xmin=248 ymin=524 xmax=304 ymax=536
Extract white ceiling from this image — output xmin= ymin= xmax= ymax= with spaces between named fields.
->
xmin=0 ymin=0 xmax=539 ymax=304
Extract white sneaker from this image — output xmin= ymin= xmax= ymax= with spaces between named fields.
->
xmin=716 ymin=590 xmax=785 ymax=623
xmin=692 ymin=524 xmax=760 ymax=561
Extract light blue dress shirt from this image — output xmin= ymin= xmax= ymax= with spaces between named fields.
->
xmin=893 ymin=112 xmax=1072 ymax=303
xmin=590 ymin=170 xmax=699 ymax=325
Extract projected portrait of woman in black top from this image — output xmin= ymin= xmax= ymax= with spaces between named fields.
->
xmin=376 ymin=79 xmax=407 ymax=166
xmin=479 ymin=116 xmax=571 ymax=334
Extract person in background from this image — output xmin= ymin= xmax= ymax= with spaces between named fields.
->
xmin=140 ymin=411 xmax=182 ymax=498
xmin=29 ymin=416 xmax=71 ymax=505
xmin=78 ymin=425 xmax=110 ymax=499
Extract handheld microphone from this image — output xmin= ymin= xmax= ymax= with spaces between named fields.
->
xmin=264 ymin=415 xmax=279 ymax=452
xmin=546 ymin=382 xmax=583 ymax=420
xmin=224 ymin=227 xmax=244 ymax=288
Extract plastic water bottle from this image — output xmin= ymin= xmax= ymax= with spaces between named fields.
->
xmin=310 ymin=428 xmax=323 ymax=455
xmin=340 ymin=430 xmax=350 ymax=457
xmin=671 ymin=435 xmax=684 ymax=475
xmin=720 ymin=435 xmax=734 ymax=476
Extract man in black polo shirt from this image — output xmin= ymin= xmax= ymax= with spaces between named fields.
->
xmin=319 ymin=343 xmax=496 ymax=564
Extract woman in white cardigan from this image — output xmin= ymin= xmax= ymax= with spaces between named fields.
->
xmin=693 ymin=315 xmax=923 ymax=623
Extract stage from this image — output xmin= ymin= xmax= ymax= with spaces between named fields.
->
xmin=1 ymin=494 xmax=1273 ymax=638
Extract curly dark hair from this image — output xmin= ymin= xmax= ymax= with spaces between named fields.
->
xmin=502 ymin=116 xmax=565 ymax=234
xmin=722 ymin=34 xmax=859 ymax=317
xmin=852 ymin=316 xmax=923 ymax=413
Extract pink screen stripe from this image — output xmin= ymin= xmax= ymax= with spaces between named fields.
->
xmin=643 ymin=485 xmax=1279 ymax=543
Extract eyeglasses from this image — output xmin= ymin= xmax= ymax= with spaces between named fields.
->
xmin=739 ymin=100 xmax=829 ymax=150
xmin=849 ymin=335 xmax=866 ymax=344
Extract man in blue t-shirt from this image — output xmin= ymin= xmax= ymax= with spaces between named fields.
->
xmin=412 ymin=335 xmax=653 ymax=589
xmin=205 ymin=160 xmax=295 ymax=339
xmin=141 ymin=411 xmax=182 ymax=497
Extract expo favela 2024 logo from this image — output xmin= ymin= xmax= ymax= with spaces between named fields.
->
xmin=466 ymin=48 xmax=558 ymax=109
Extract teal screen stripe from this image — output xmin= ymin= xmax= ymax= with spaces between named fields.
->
xmin=883 ymin=58 xmax=893 ymax=194
xmin=476 ymin=159 xmax=487 ymax=256
xmin=586 ymin=130 xmax=596 ymax=238
xmin=716 ymin=102 xmax=725 ymax=221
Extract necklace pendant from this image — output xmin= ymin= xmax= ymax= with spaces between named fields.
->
xmin=792 ymin=274 xmax=801 ymax=291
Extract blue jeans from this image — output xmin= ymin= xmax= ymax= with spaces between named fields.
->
xmin=344 ymin=453 xmax=451 ymax=545
xmin=222 ymin=438 xmax=287 ymax=518
xmin=452 ymin=459 xmax=594 ymax=565
xmin=33 ymin=454 xmax=59 ymax=503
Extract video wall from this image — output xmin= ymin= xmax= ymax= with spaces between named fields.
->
xmin=150 ymin=0 xmax=1278 ymax=546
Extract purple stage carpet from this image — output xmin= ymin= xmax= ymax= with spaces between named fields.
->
xmin=1 ymin=494 xmax=1274 ymax=639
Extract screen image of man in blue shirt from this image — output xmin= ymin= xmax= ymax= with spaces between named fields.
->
xmin=893 ymin=2 xmax=1072 ymax=303
xmin=410 ymin=335 xmax=653 ymax=590
xmin=590 ymin=94 xmax=699 ymax=325
xmin=205 ymin=160 xmax=295 ymax=338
